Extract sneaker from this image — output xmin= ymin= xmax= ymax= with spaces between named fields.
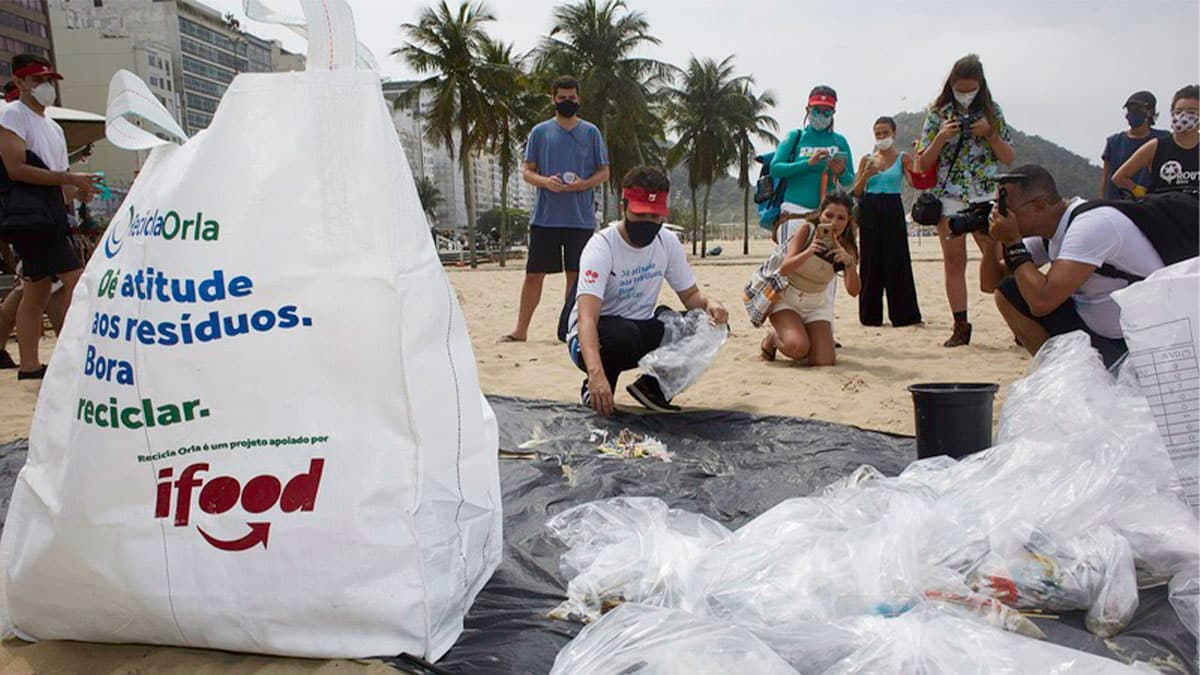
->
xmin=626 ymin=375 xmax=681 ymax=413
xmin=653 ymin=305 xmax=675 ymax=319
xmin=0 ymin=350 xmax=15 ymax=369
xmin=17 ymin=365 xmax=47 ymax=380
xmin=943 ymin=320 xmax=972 ymax=348
xmin=580 ymin=378 xmax=592 ymax=408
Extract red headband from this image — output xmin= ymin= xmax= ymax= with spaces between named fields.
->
xmin=623 ymin=187 xmax=669 ymax=216
xmin=12 ymin=63 xmax=62 ymax=80
xmin=808 ymin=93 xmax=836 ymax=110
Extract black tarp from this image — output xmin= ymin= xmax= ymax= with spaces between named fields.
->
xmin=0 ymin=396 xmax=1195 ymax=674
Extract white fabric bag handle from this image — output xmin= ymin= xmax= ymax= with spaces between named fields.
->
xmin=244 ymin=0 xmax=379 ymax=72
xmin=104 ymin=69 xmax=189 ymax=151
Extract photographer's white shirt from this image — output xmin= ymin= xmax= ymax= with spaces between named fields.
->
xmin=1025 ymin=198 xmax=1164 ymax=339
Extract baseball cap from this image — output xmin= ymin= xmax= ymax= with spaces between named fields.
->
xmin=808 ymin=85 xmax=837 ymax=111
xmin=623 ymin=186 xmax=669 ymax=217
xmin=13 ymin=62 xmax=63 ymax=80
xmin=1123 ymin=91 xmax=1155 ymax=109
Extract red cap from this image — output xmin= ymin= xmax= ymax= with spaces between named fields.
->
xmin=13 ymin=63 xmax=63 ymax=80
xmin=808 ymin=93 xmax=836 ymax=110
xmin=623 ymin=187 xmax=669 ymax=216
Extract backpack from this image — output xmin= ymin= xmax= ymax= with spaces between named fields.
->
xmin=1063 ymin=190 xmax=1199 ymax=283
xmin=756 ymin=131 xmax=803 ymax=230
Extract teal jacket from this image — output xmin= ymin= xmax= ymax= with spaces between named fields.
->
xmin=768 ymin=126 xmax=855 ymax=209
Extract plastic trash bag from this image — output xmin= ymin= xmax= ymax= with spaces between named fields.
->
xmin=1170 ymin=571 xmax=1199 ymax=639
xmin=966 ymin=526 xmax=1138 ymax=637
xmin=548 ymin=604 xmax=800 ymax=675
xmin=638 ymin=309 xmax=729 ymax=401
xmin=546 ymin=497 xmax=730 ymax=622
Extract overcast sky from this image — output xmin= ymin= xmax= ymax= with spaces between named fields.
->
xmin=209 ymin=0 xmax=1199 ymax=168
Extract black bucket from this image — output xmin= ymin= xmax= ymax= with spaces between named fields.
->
xmin=907 ymin=383 xmax=1000 ymax=460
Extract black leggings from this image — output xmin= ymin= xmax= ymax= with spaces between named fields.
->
xmin=572 ymin=315 xmax=665 ymax=390
xmin=857 ymin=193 xmax=922 ymax=327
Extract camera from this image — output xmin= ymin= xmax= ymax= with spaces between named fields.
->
xmin=947 ymin=186 xmax=1007 ymax=237
xmin=955 ymin=111 xmax=982 ymax=131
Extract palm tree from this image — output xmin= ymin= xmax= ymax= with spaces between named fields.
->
xmin=477 ymin=39 xmax=542 ymax=267
xmin=395 ymin=1 xmax=496 ymax=268
xmin=731 ymin=84 xmax=778 ymax=255
xmin=535 ymin=0 xmax=674 ymax=219
xmin=666 ymin=55 xmax=749 ymax=257
xmin=415 ymin=175 xmax=443 ymax=225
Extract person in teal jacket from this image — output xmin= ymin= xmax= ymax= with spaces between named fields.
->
xmin=769 ymin=85 xmax=855 ymax=244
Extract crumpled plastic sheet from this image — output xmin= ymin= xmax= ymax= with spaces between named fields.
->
xmin=546 ymin=333 xmax=1200 ymax=671
xmin=638 ymin=309 xmax=729 ymax=401
xmin=548 ymin=604 xmax=800 ymax=675
xmin=1170 ymin=572 xmax=1199 ymax=639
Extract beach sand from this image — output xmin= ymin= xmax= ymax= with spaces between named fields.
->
xmin=0 ymin=234 xmax=1032 ymax=671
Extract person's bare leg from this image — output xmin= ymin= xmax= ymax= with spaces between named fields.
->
xmin=938 ymin=219 xmax=968 ymax=314
xmin=16 ymin=278 xmax=52 ymax=371
xmin=0 ymin=287 xmax=21 ymax=352
xmin=994 ymin=292 xmax=1050 ymax=356
xmin=805 ymin=321 xmax=837 ymax=366
xmin=769 ymin=311 xmax=811 ymax=361
xmin=48 ymin=268 xmax=82 ymax=335
xmin=502 ymin=272 xmax=546 ymax=342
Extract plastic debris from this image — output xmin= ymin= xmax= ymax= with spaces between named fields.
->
xmin=638 ymin=309 xmax=729 ymax=401
xmin=597 ymin=429 xmax=673 ymax=462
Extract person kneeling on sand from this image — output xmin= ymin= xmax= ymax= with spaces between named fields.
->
xmin=566 ymin=166 xmax=728 ymax=415
xmin=760 ymin=192 xmax=861 ymax=366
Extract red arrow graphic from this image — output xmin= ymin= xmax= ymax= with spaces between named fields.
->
xmin=197 ymin=522 xmax=271 ymax=551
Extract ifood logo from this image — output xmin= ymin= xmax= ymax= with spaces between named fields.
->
xmin=104 ymin=204 xmax=222 ymax=259
xmin=154 ymin=459 xmax=325 ymax=551
xmin=1160 ymin=160 xmax=1199 ymax=186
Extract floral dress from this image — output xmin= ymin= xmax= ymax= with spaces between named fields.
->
xmin=919 ymin=101 xmax=1014 ymax=202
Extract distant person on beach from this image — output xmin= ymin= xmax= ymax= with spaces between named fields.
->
xmin=851 ymin=116 xmax=922 ymax=327
xmin=566 ymin=166 xmax=728 ymax=415
xmin=759 ymin=191 xmax=861 ymax=366
xmin=0 ymin=54 xmax=98 ymax=380
xmin=985 ymin=165 xmax=1180 ymax=368
xmin=500 ymin=75 xmax=610 ymax=345
xmin=915 ymin=54 xmax=1014 ymax=348
xmin=1100 ymin=91 xmax=1169 ymax=199
xmin=1112 ymin=84 xmax=1199 ymax=196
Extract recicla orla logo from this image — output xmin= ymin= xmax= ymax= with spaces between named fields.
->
xmin=155 ymin=459 xmax=325 ymax=551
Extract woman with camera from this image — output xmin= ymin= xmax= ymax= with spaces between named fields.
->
xmin=915 ymin=54 xmax=1014 ymax=347
xmin=759 ymin=192 xmax=860 ymax=366
xmin=852 ymin=116 xmax=922 ymax=328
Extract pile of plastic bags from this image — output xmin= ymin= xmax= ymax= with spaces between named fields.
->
xmin=546 ymin=333 xmax=1200 ymax=673
xmin=638 ymin=310 xmax=729 ymax=401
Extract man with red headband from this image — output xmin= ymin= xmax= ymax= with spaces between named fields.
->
xmin=566 ymin=166 xmax=728 ymax=415
xmin=0 ymin=54 xmax=99 ymax=379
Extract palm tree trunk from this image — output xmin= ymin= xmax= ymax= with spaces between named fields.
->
xmin=460 ymin=126 xmax=479 ymax=269
xmin=743 ymin=185 xmax=750 ymax=256
xmin=499 ymin=169 xmax=510 ymax=267
xmin=701 ymin=183 xmax=711 ymax=259
xmin=690 ymin=189 xmax=699 ymax=256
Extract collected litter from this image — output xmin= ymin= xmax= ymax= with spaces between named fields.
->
xmin=597 ymin=429 xmax=673 ymax=462
xmin=546 ymin=333 xmax=1199 ymax=672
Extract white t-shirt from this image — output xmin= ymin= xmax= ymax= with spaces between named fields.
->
xmin=1025 ymin=198 xmax=1164 ymax=339
xmin=567 ymin=223 xmax=696 ymax=341
xmin=0 ymin=100 xmax=69 ymax=171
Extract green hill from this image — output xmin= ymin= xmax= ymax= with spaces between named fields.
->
xmin=670 ymin=112 xmax=1102 ymax=227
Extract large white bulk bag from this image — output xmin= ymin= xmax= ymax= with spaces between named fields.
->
xmin=0 ymin=0 xmax=501 ymax=660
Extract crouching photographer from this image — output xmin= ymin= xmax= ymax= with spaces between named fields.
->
xmin=982 ymin=164 xmax=1198 ymax=367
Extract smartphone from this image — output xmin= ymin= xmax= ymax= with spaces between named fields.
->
xmin=817 ymin=223 xmax=835 ymax=247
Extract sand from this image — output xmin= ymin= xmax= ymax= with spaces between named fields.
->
xmin=0 ymin=234 xmax=1032 ymax=671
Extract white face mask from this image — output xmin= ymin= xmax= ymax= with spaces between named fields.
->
xmin=874 ymin=137 xmax=894 ymax=151
xmin=954 ymin=89 xmax=978 ymax=109
xmin=32 ymin=82 xmax=56 ymax=107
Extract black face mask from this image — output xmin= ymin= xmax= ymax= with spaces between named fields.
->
xmin=625 ymin=219 xmax=662 ymax=247
xmin=555 ymin=99 xmax=580 ymax=118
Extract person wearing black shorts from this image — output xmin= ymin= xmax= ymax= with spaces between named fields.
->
xmin=500 ymin=75 xmax=610 ymax=344
xmin=0 ymin=54 xmax=98 ymax=379
xmin=996 ymin=276 xmax=1127 ymax=367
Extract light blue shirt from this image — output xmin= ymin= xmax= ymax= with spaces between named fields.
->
xmin=525 ymin=118 xmax=610 ymax=229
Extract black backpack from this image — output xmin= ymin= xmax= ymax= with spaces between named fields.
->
xmin=1063 ymin=190 xmax=1199 ymax=283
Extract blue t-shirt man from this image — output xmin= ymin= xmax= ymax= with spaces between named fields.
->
xmin=526 ymin=119 xmax=609 ymax=228
xmin=1101 ymin=90 xmax=1169 ymax=199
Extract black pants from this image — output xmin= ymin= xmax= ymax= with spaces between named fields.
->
xmin=571 ymin=315 xmax=665 ymax=390
xmin=857 ymin=193 xmax=922 ymax=327
xmin=997 ymin=276 xmax=1128 ymax=368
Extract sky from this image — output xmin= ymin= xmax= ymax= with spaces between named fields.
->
xmin=207 ymin=0 xmax=1200 ymax=168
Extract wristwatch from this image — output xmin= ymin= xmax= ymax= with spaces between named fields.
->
xmin=1004 ymin=242 xmax=1033 ymax=272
